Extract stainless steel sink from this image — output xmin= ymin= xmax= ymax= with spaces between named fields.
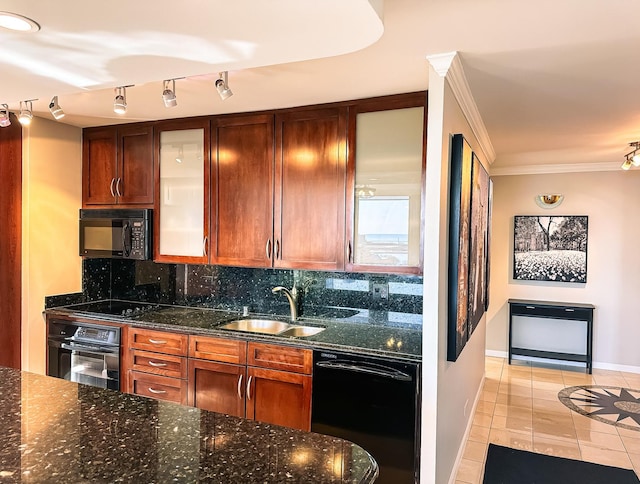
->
xmin=279 ymin=326 xmax=325 ymax=337
xmin=218 ymin=318 xmax=325 ymax=337
xmin=219 ymin=319 xmax=291 ymax=334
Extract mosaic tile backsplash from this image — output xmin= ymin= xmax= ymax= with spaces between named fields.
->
xmin=74 ymin=259 xmax=423 ymax=328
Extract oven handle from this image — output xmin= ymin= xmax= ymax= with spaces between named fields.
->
xmin=61 ymin=342 xmax=119 ymax=356
xmin=315 ymin=360 xmax=412 ymax=381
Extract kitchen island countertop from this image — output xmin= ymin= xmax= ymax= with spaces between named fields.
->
xmin=0 ymin=366 xmax=377 ymax=483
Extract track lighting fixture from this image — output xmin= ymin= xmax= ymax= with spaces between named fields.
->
xmin=215 ymin=71 xmax=233 ymax=100
xmin=0 ymin=104 xmax=10 ymax=127
xmin=49 ymin=96 xmax=65 ymax=120
xmin=18 ymin=99 xmax=35 ymax=125
xmin=622 ymin=141 xmax=640 ymax=170
xmin=113 ymin=86 xmax=130 ymax=114
xmin=162 ymin=79 xmax=177 ymax=108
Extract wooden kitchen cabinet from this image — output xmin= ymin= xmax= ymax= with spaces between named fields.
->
xmin=82 ymin=124 xmax=154 ymax=207
xmin=274 ymin=107 xmax=347 ymax=271
xmin=246 ymin=342 xmax=312 ymax=431
xmin=126 ymin=327 xmax=189 ymax=404
xmin=154 ymin=118 xmax=210 ymax=264
xmin=211 ymin=114 xmax=274 ymax=267
xmin=346 ymin=92 xmax=427 ymax=275
xmin=188 ymin=335 xmax=312 ymax=431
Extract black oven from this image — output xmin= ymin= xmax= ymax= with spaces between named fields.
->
xmin=47 ymin=320 xmax=121 ymax=391
xmin=79 ymin=208 xmax=152 ymax=260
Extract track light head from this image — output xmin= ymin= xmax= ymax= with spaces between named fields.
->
xmin=49 ymin=96 xmax=65 ymax=120
xmin=113 ymin=86 xmax=128 ymax=114
xmin=215 ymin=71 xmax=233 ymax=100
xmin=18 ymin=100 xmax=34 ymax=125
xmin=0 ymin=104 xmax=10 ymax=127
xmin=162 ymin=79 xmax=177 ymax=108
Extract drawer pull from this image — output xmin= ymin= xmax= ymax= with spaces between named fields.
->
xmin=237 ymin=374 xmax=243 ymax=399
xmin=565 ymin=308 xmax=575 ymax=312
xmin=147 ymin=387 xmax=167 ymax=395
xmin=525 ymin=306 xmax=535 ymax=309
xmin=148 ymin=361 xmax=168 ymax=367
xmin=148 ymin=339 xmax=167 ymax=345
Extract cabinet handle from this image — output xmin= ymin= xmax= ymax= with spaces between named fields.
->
xmin=347 ymin=241 xmax=352 ymax=263
xmin=148 ymin=361 xmax=167 ymax=367
xmin=275 ymin=240 xmax=280 ymax=260
xmin=147 ymin=387 xmax=167 ymax=395
xmin=525 ymin=306 xmax=535 ymax=309
xmin=203 ymin=236 xmax=208 ymax=257
xmin=265 ymin=239 xmax=272 ymax=259
xmin=565 ymin=308 xmax=575 ymax=312
xmin=237 ymin=373 xmax=243 ymax=399
xmin=115 ymin=177 xmax=122 ymax=197
xmin=246 ymin=375 xmax=253 ymax=401
xmin=148 ymin=339 xmax=167 ymax=345
xmin=109 ymin=178 xmax=116 ymax=198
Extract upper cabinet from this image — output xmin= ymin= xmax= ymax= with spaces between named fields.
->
xmin=211 ymin=114 xmax=274 ymax=268
xmin=82 ymin=124 xmax=154 ymax=207
xmin=154 ymin=119 xmax=210 ymax=264
xmin=274 ymin=107 xmax=347 ymax=271
xmin=346 ymin=92 xmax=427 ymax=275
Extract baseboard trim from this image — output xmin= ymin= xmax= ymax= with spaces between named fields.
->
xmin=448 ymin=375 xmax=485 ymax=484
xmin=484 ymin=350 xmax=640 ymax=375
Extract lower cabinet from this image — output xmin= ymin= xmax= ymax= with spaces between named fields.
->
xmin=188 ymin=335 xmax=312 ymax=431
xmin=127 ymin=328 xmax=189 ymax=405
xmin=124 ymin=328 xmax=313 ymax=431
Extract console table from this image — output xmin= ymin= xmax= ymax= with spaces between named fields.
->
xmin=508 ymin=299 xmax=595 ymax=374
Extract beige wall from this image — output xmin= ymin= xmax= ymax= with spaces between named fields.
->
xmin=486 ymin=170 xmax=640 ymax=371
xmin=422 ymin=68 xmax=487 ymax=484
xmin=22 ymin=117 xmax=82 ymax=373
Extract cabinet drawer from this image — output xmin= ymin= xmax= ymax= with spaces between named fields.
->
xmin=131 ymin=349 xmax=187 ymax=379
xmin=247 ymin=342 xmax=312 ymax=374
xmin=130 ymin=371 xmax=188 ymax=405
xmin=510 ymin=304 xmax=592 ymax=321
xmin=129 ymin=327 xmax=188 ymax=356
xmin=189 ymin=335 xmax=247 ymax=364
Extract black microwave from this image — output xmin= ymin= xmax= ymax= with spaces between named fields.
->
xmin=79 ymin=209 xmax=152 ymax=260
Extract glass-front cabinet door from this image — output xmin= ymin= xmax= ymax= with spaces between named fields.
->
xmin=154 ymin=119 xmax=210 ymax=263
xmin=347 ymin=93 xmax=426 ymax=274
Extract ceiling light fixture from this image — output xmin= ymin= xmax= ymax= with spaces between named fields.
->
xmin=215 ymin=71 xmax=233 ymax=100
xmin=48 ymin=96 xmax=65 ymax=120
xmin=162 ymin=79 xmax=178 ymax=108
xmin=113 ymin=86 xmax=132 ymax=114
xmin=0 ymin=104 xmax=11 ymax=127
xmin=622 ymin=141 xmax=640 ymax=170
xmin=534 ymin=194 xmax=564 ymax=209
xmin=0 ymin=12 xmax=40 ymax=32
xmin=18 ymin=99 xmax=35 ymax=125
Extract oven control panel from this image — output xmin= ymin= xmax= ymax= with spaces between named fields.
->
xmin=74 ymin=326 xmax=119 ymax=345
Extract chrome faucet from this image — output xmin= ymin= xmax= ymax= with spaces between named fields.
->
xmin=272 ymin=286 xmax=298 ymax=322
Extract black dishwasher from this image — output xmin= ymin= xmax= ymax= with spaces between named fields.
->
xmin=311 ymin=350 xmax=421 ymax=484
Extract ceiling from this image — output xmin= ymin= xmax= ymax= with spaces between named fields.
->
xmin=3 ymin=0 xmax=640 ymax=175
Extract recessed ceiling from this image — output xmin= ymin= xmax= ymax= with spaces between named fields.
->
xmin=3 ymin=0 xmax=640 ymax=174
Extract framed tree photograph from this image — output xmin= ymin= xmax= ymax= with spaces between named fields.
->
xmin=513 ymin=215 xmax=588 ymax=283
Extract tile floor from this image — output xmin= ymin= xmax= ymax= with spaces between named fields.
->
xmin=455 ymin=357 xmax=640 ymax=483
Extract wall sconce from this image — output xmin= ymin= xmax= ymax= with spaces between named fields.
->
xmin=534 ymin=194 xmax=564 ymax=209
xmin=622 ymin=141 xmax=640 ymax=170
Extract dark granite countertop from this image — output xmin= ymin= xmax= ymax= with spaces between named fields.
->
xmin=45 ymin=300 xmax=422 ymax=362
xmin=0 ymin=366 xmax=377 ymax=483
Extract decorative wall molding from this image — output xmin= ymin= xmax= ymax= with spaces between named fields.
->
xmin=427 ymin=51 xmax=496 ymax=165
xmin=490 ymin=161 xmax=621 ymax=177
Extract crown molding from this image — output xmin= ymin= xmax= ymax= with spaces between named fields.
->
xmin=490 ymin=161 xmax=622 ymax=176
xmin=427 ymin=51 xmax=496 ymax=165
